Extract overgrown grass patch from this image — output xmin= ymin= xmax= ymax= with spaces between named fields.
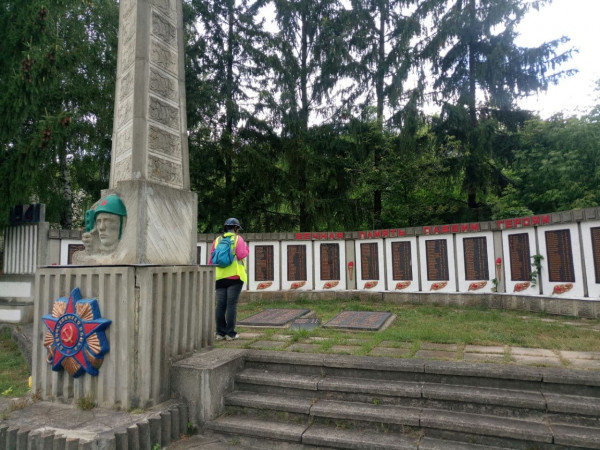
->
xmin=237 ymin=298 xmax=600 ymax=352
xmin=0 ymin=328 xmax=30 ymax=398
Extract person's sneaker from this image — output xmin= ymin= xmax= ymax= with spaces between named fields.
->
xmin=215 ymin=334 xmax=225 ymax=341
xmin=225 ymin=333 xmax=239 ymax=340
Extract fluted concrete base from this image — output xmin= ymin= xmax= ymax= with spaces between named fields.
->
xmin=31 ymin=265 xmax=214 ymax=409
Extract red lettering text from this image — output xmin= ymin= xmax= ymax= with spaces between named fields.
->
xmin=542 ymin=215 xmax=550 ymax=224
xmin=470 ymin=223 xmax=479 ymax=231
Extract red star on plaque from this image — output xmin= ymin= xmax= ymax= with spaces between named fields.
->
xmin=42 ymin=287 xmax=111 ymax=378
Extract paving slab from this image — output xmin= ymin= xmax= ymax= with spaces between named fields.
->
xmin=512 ymin=354 xmax=562 ymax=366
xmin=236 ymin=332 xmax=263 ymax=339
xmin=463 ymin=353 xmax=506 ymax=363
xmin=421 ymin=343 xmax=459 ymax=351
xmin=560 ymin=350 xmax=600 ymax=360
xmin=329 ymin=345 xmax=362 ymax=354
xmin=238 ymin=309 xmax=311 ymax=327
xmin=287 ymin=343 xmax=321 ymax=353
xmin=380 ymin=340 xmax=412 ymax=348
xmin=465 ymin=345 xmax=505 ymax=354
xmin=510 ymin=347 xmax=557 ymax=357
xmin=568 ymin=359 xmax=600 ymax=369
xmin=271 ymin=334 xmax=293 ymax=341
xmin=369 ymin=347 xmax=411 ymax=358
xmin=247 ymin=340 xmax=287 ymax=350
xmin=414 ymin=350 xmax=457 ymax=360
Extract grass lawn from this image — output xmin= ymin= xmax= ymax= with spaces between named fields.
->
xmin=236 ymin=297 xmax=600 ymax=352
xmin=0 ymin=328 xmax=30 ymax=398
xmin=0 ymin=298 xmax=598 ymax=401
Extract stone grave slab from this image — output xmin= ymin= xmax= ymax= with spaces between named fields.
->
xmin=290 ymin=318 xmax=321 ymax=331
xmin=323 ymin=311 xmax=395 ymax=331
xmin=238 ymin=309 xmax=311 ymax=327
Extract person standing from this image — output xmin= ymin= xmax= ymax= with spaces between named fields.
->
xmin=210 ymin=218 xmax=249 ymax=340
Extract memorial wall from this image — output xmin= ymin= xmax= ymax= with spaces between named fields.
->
xmin=46 ymin=208 xmax=600 ymax=301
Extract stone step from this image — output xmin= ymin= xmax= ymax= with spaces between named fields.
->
xmin=222 ymin=391 xmax=600 ymax=449
xmin=301 ymin=423 xmax=417 ymax=449
xmin=418 ymin=437 xmax=509 ymax=450
xmin=236 ymin=368 xmax=600 ymax=420
xmin=244 ymin=350 xmax=600 ymax=396
xmin=206 ymin=415 xmax=307 ymax=443
xmin=225 ymin=390 xmax=314 ymax=415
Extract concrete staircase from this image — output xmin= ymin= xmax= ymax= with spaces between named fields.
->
xmin=204 ymin=350 xmax=600 ymax=449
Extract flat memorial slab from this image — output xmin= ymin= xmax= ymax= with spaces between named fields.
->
xmin=323 ymin=311 xmax=395 ymax=331
xmin=238 ymin=309 xmax=311 ymax=327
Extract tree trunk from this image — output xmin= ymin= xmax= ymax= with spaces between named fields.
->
xmin=467 ymin=0 xmax=478 ymax=210
xmin=299 ymin=9 xmax=312 ymax=231
xmin=373 ymin=0 xmax=387 ymax=229
xmin=224 ymin=0 xmax=235 ymax=207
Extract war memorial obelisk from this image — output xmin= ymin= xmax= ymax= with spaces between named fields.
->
xmin=31 ymin=0 xmax=214 ymax=409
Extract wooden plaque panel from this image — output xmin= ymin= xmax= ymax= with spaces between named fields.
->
xmin=463 ymin=237 xmax=489 ymax=280
xmin=287 ymin=245 xmax=307 ymax=281
xmin=254 ymin=245 xmax=274 ymax=281
xmin=508 ymin=233 xmax=531 ymax=281
xmin=360 ymin=243 xmax=379 ymax=280
xmin=591 ymin=227 xmax=600 ymax=283
xmin=320 ymin=243 xmax=340 ymax=280
xmin=545 ymin=230 xmax=575 ymax=283
xmin=67 ymin=244 xmax=85 ymax=265
xmin=391 ymin=241 xmax=412 ymax=280
xmin=426 ymin=239 xmax=449 ymax=281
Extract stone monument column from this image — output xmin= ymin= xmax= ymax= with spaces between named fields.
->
xmin=31 ymin=0 xmax=214 ymax=410
xmin=108 ymin=0 xmax=196 ymax=264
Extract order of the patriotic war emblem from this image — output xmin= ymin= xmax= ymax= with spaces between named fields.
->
xmin=42 ymin=287 xmax=111 ymax=378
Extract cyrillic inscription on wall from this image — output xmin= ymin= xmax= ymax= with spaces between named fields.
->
xmin=255 ymin=245 xmax=274 ymax=281
xmin=391 ymin=241 xmax=412 ymax=280
xmin=426 ymin=239 xmax=449 ymax=281
xmin=463 ymin=237 xmax=489 ymax=280
xmin=360 ymin=243 xmax=379 ymax=280
xmin=509 ymin=233 xmax=531 ymax=281
xmin=545 ymin=230 xmax=575 ymax=282
xmin=320 ymin=243 xmax=340 ymax=280
xmin=287 ymin=245 xmax=307 ymax=281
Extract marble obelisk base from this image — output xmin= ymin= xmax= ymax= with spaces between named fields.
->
xmin=31 ymin=265 xmax=214 ymax=409
xmin=102 ymin=180 xmax=198 ymax=265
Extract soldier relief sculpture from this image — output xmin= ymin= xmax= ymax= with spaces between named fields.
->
xmin=72 ymin=195 xmax=127 ymax=264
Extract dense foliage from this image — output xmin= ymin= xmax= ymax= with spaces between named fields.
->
xmin=1 ymin=0 xmax=597 ymax=233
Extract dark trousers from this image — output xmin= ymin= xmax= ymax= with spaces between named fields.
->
xmin=215 ymin=281 xmax=243 ymax=337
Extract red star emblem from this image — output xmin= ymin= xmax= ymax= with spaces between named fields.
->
xmin=42 ymin=287 xmax=111 ymax=378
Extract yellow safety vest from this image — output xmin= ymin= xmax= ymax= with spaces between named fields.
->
xmin=214 ymin=233 xmax=247 ymax=283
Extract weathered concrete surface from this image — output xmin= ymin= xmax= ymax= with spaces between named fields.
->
xmin=170 ymin=349 xmax=246 ymax=428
